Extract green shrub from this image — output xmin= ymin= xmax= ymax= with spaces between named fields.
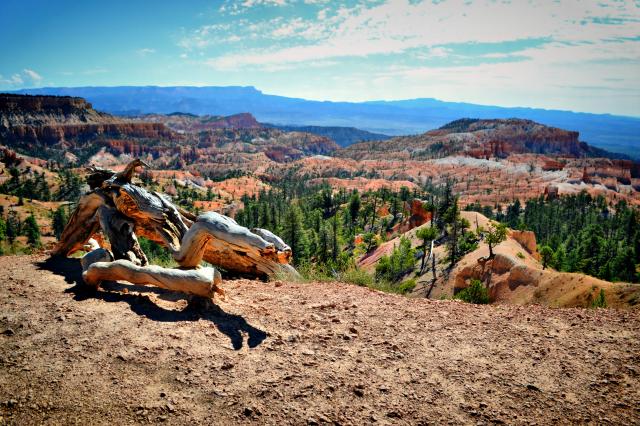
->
xmin=340 ymin=268 xmax=374 ymax=287
xmin=139 ymin=237 xmax=177 ymax=268
xmin=297 ymin=261 xmax=334 ymax=282
xmin=454 ymin=279 xmax=490 ymax=304
xmin=516 ymin=251 xmax=525 ymax=259
xmin=375 ymin=237 xmax=416 ymax=282
xmin=591 ymin=289 xmax=607 ymax=308
xmin=397 ymin=278 xmax=417 ymax=294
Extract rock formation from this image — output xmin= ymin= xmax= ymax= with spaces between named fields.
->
xmin=336 ymin=118 xmax=624 ymax=161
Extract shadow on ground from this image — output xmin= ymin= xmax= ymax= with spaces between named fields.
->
xmin=37 ymin=256 xmax=267 ymax=350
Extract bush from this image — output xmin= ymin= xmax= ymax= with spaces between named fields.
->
xmin=397 ymin=278 xmax=417 ymax=294
xmin=297 ymin=261 xmax=334 ymax=282
xmin=591 ymin=289 xmax=607 ymax=308
xmin=454 ymin=279 xmax=490 ymax=304
xmin=375 ymin=237 xmax=416 ymax=282
xmin=516 ymin=251 xmax=525 ymax=259
xmin=138 ymin=237 xmax=177 ymax=267
xmin=340 ymin=268 xmax=374 ymax=287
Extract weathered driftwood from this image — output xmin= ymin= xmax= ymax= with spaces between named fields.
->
xmin=54 ymin=158 xmax=296 ymax=298
xmin=96 ymin=205 xmax=147 ymax=265
xmin=80 ymin=247 xmax=113 ymax=272
xmin=171 ymin=212 xmax=294 ymax=277
xmin=83 ymin=259 xmax=223 ymax=298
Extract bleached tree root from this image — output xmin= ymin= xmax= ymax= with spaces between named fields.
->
xmin=82 ymin=259 xmax=223 ymax=299
xmin=81 ymin=248 xmax=113 ymax=273
xmin=55 ymin=158 xmax=297 ymax=301
xmin=172 ymin=212 xmax=295 ymax=278
xmin=54 ymin=160 xmax=295 ymax=280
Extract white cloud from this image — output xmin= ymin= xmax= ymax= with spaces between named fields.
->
xmin=0 ymin=74 xmax=23 ymax=86
xmin=242 ymin=0 xmax=288 ymax=6
xmin=180 ymin=0 xmax=640 ymax=114
xmin=137 ymin=48 xmax=156 ymax=56
xmin=203 ymin=0 xmax=640 ymax=70
xmin=0 ymin=68 xmax=44 ymax=87
xmin=23 ymin=69 xmax=42 ymax=82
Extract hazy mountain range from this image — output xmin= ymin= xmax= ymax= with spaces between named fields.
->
xmin=10 ymin=86 xmax=640 ymax=158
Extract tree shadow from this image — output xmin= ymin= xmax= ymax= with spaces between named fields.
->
xmin=37 ymin=256 xmax=268 ymax=350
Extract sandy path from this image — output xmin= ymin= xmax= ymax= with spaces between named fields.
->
xmin=0 ymin=255 xmax=639 ymax=425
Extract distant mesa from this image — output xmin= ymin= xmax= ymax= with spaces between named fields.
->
xmin=337 ymin=118 xmax=631 ymax=162
xmin=10 ymin=85 xmax=640 ymax=159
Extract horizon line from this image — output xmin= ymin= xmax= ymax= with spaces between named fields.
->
xmin=5 ymin=84 xmax=640 ymax=120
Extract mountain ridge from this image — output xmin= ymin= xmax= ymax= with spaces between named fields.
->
xmin=10 ymin=86 xmax=640 ymax=159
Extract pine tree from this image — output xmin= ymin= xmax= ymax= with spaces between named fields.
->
xmin=282 ymin=204 xmax=307 ymax=265
xmin=318 ymin=224 xmax=330 ymax=263
xmin=552 ymin=244 xmax=567 ymax=271
xmin=6 ymin=210 xmax=20 ymax=245
xmin=0 ymin=216 xmax=6 ymax=243
xmin=610 ymin=245 xmax=637 ymax=282
xmin=331 ymin=211 xmax=339 ymax=263
xmin=483 ymin=222 xmax=508 ymax=259
xmin=539 ymin=245 xmax=554 ymax=269
xmin=348 ymin=191 xmax=360 ymax=228
xmin=24 ymin=213 xmax=41 ymax=249
xmin=52 ymin=206 xmax=68 ymax=240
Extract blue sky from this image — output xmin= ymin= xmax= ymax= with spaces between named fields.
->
xmin=1 ymin=0 xmax=639 ymax=116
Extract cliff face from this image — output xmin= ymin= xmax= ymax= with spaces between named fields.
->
xmin=0 ymin=94 xmax=180 ymax=154
xmin=0 ymin=93 xmax=93 ymax=113
xmin=0 ymin=95 xmax=338 ymax=169
xmin=7 ymin=122 xmax=176 ymax=145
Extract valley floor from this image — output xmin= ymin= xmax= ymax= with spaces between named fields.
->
xmin=1 ymin=255 xmax=639 ymax=425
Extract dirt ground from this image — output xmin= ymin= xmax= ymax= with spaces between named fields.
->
xmin=1 ymin=255 xmax=639 ymax=425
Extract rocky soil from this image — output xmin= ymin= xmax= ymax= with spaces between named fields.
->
xmin=1 ymin=255 xmax=639 ymax=425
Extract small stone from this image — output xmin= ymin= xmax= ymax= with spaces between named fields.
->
xmin=2 ymin=328 xmax=14 ymax=336
xmin=526 ymin=384 xmax=541 ymax=392
xmin=221 ymin=362 xmax=234 ymax=370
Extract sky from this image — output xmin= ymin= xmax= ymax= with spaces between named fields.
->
xmin=1 ymin=0 xmax=639 ymax=116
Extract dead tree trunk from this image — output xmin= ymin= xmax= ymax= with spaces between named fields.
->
xmin=53 ymin=159 xmax=297 ymax=298
xmin=426 ymin=252 xmax=437 ymax=299
xmin=83 ymin=258 xmax=223 ymax=298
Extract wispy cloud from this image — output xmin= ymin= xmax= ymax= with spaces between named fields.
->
xmin=0 ymin=74 xmax=23 ymax=86
xmin=0 ymin=68 xmax=43 ymax=87
xmin=137 ymin=48 xmax=156 ymax=56
xmin=178 ymin=0 xmax=640 ymax=114
xmin=197 ymin=0 xmax=640 ymax=70
xmin=23 ymin=69 xmax=42 ymax=82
